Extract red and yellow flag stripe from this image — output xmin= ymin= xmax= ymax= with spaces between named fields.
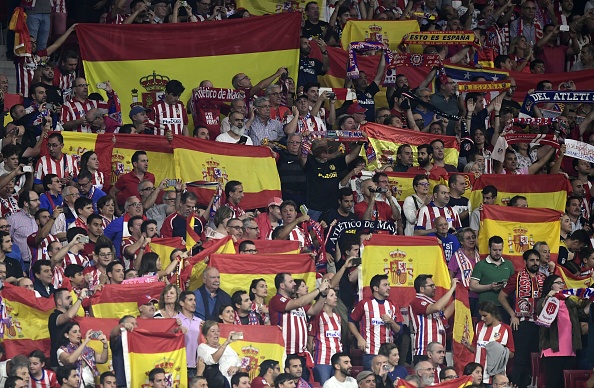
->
xmin=90 ymin=282 xmax=165 ymax=318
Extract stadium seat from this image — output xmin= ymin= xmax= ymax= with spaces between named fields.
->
xmin=351 ymin=366 xmax=364 ymax=379
xmin=531 ymin=352 xmax=545 ymax=388
xmin=563 ymin=370 xmax=593 ymax=388
xmin=350 ymin=348 xmax=363 ymax=366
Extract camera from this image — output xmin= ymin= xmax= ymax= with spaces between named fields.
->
xmin=22 ymin=166 xmax=33 ymax=173
xmin=230 ymin=332 xmax=244 ymax=340
xmin=327 ymin=92 xmax=336 ymax=99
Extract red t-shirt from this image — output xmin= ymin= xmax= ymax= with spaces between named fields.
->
xmin=354 ymin=200 xmax=394 ymax=221
xmin=114 ymin=171 xmax=155 ymax=206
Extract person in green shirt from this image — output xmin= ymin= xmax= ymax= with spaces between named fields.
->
xmin=469 ymin=235 xmax=515 ymax=310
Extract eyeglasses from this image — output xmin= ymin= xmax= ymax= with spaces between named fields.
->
xmin=127 ymin=202 xmax=142 ymax=208
xmin=0 ymin=225 xmax=9 ymax=230
xmin=47 ymin=143 xmax=62 ymax=148
xmin=423 ymin=284 xmax=436 ymax=288
xmin=464 ymin=236 xmax=476 ymax=240
xmin=417 ymin=182 xmax=430 ymax=186
xmin=75 ymin=83 xmax=89 ymax=87
xmin=65 ymin=193 xmax=80 ymax=198
xmin=98 ymin=252 xmax=113 ymax=258
xmin=444 ymin=375 xmax=459 ymax=380
xmin=163 ymin=197 xmax=175 ymax=202
xmin=421 ymin=367 xmax=436 ymax=372
xmin=247 ymin=226 xmax=259 ymax=230
xmin=553 ymin=281 xmax=565 ymax=285
xmin=227 ymin=225 xmax=243 ymax=230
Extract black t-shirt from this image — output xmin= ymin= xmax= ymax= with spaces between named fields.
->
xmin=43 ymin=84 xmax=64 ymax=105
xmin=277 ymin=150 xmax=307 ymax=194
xmin=298 ymin=56 xmax=325 ymax=88
xmin=356 ymin=82 xmax=380 ymax=122
xmin=49 ymin=309 xmax=65 ymax=367
xmin=3 ymin=257 xmax=23 ymax=280
xmin=320 ymin=209 xmax=359 ymax=256
xmin=301 ymin=20 xmax=329 ymax=39
xmin=447 ymin=196 xmax=470 ymax=228
xmin=304 ymin=155 xmax=347 ymax=212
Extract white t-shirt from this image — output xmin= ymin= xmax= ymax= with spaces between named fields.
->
xmin=323 ymin=376 xmax=358 ymax=388
xmin=215 ymin=131 xmax=253 ymax=145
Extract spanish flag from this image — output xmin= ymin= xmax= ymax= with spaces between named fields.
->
xmin=478 ymin=204 xmax=562 ymax=271
xmin=172 ymin=136 xmax=281 ymax=209
xmin=396 ymin=375 xmax=474 ymax=387
xmin=360 ymin=235 xmax=450 ymax=306
xmin=234 ymin=239 xmax=301 ymax=254
xmin=76 ymin=13 xmax=301 ymax=122
xmin=180 ymin=237 xmax=236 ymax=291
xmin=150 ymin=237 xmax=185 ymax=263
xmin=557 ymin=266 xmax=593 ymax=289
xmin=123 ymin=328 xmax=187 ymax=388
xmin=210 ymin=253 xmax=317 ymax=298
xmin=362 ymin=122 xmax=459 ymax=171
xmin=468 ymin=174 xmax=570 ymax=213
xmin=385 ymin=171 xmax=444 ymax=205
xmin=341 ymin=20 xmax=422 ymax=52
xmin=218 ymin=324 xmax=286 ymax=381
xmin=453 ymin=286 xmax=475 ymax=377
xmin=90 ymin=282 xmax=165 ymax=318
xmin=1 ymin=284 xmax=54 ymax=358
xmin=236 ymin=0 xmax=324 ymax=17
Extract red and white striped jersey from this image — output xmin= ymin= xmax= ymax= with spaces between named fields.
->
xmin=472 ymin=321 xmax=515 ymax=383
xmin=269 ymin=294 xmax=310 ymax=354
xmin=266 ymin=226 xmax=308 ymax=248
xmin=60 ymin=98 xmax=100 ymax=132
xmin=52 ymin=67 xmax=75 ymax=101
xmin=35 ymin=154 xmax=80 ymax=182
xmin=415 ymin=203 xmax=461 ymax=231
xmin=349 ymin=298 xmax=402 ymax=355
xmin=29 ymin=367 xmax=60 ymax=388
xmin=150 ymin=100 xmax=188 ymax=136
xmin=91 ymin=170 xmax=105 ymax=190
xmin=0 ymin=195 xmax=20 ymax=218
xmin=310 ymin=311 xmax=342 ymax=365
xmin=51 ymin=0 xmax=66 ymax=13
xmin=63 ymin=252 xmax=89 ymax=268
xmin=409 ymin=294 xmax=447 ymax=356
xmin=15 ymin=51 xmax=47 ymax=96
xmin=52 ymin=265 xmax=65 ymax=289
xmin=28 ymin=232 xmax=60 ymax=267
xmin=83 ymin=265 xmax=103 ymax=292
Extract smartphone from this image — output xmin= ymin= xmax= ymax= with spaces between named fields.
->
xmin=166 ymin=179 xmax=177 ymax=187
xmin=351 ymin=257 xmax=362 ymax=266
xmin=230 ymin=332 xmax=244 ymax=340
xmin=559 ymin=24 xmax=570 ymax=32
xmin=96 ymin=82 xmax=107 ymax=90
xmin=22 ymin=166 xmax=33 ymax=173
xmin=89 ymin=331 xmax=102 ymax=340
xmin=495 ymin=281 xmax=505 ymax=286
xmin=45 ymin=103 xmax=55 ymax=110
xmin=79 ymin=236 xmax=90 ymax=244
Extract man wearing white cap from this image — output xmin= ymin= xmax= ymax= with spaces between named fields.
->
xmin=255 ymin=197 xmax=283 ymax=239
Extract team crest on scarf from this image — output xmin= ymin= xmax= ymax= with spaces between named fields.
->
xmin=131 ymin=70 xmax=170 ymax=109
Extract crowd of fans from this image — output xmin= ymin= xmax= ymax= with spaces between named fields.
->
xmin=1 ymin=0 xmax=594 ymax=387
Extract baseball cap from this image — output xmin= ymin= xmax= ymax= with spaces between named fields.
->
xmin=347 ymin=103 xmax=367 ymax=115
xmin=137 ymin=294 xmax=158 ymax=308
xmin=295 ymin=93 xmax=308 ymax=101
xmin=267 ymin=197 xmax=283 ymax=207
xmin=129 ymin=105 xmax=150 ymax=119
xmin=356 ymin=371 xmax=375 ymax=384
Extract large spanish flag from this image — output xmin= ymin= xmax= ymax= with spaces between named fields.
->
xmin=385 ymin=171 xmax=444 ymax=205
xmin=557 ymin=266 xmax=593 ymax=289
xmin=477 ymin=204 xmax=562 ymax=271
xmin=360 ymin=235 xmax=450 ymax=306
xmin=123 ymin=328 xmax=187 ymax=388
xmin=233 ymin=239 xmax=301 ymax=254
xmin=1 ymin=284 xmax=54 ymax=358
xmin=341 ymin=20 xmax=421 ymax=52
xmin=77 ymin=13 xmax=301 ymax=121
xmin=210 ymin=253 xmax=317 ymax=299
xmin=150 ymin=237 xmax=185 ymax=263
xmin=452 ymin=286 xmax=475 ymax=377
xmin=468 ymin=174 xmax=570 ymax=213
xmin=172 ymin=136 xmax=281 ymax=209
xmin=396 ymin=375 xmax=474 ymax=387
xmin=362 ymin=122 xmax=459 ymax=171
xmin=218 ymin=324 xmax=286 ymax=381
xmin=90 ymin=282 xmax=165 ymax=318
xmin=180 ymin=237 xmax=236 ymax=291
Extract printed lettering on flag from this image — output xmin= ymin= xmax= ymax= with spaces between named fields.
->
xmin=453 ymin=286 xmax=475 ymax=377
xmin=210 ymin=253 xmax=316 ymax=300
xmin=478 ymin=205 xmax=562 ymax=271
xmin=77 ymin=14 xmax=301 ymax=124
xmin=341 ymin=20 xmax=422 ymax=52
xmin=218 ymin=324 xmax=286 ymax=381
xmin=180 ymin=237 xmax=236 ymax=291
xmin=1 ymin=284 xmax=54 ymax=358
xmin=360 ymin=235 xmax=450 ymax=306
xmin=468 ymin=174 xmax=570 ymax=213
xmin=172 ymin=136 xmax=281 ymax=209
xmin=362 ymin=122 xmax=459 ymax=171
xmin=123 ymin=328 xmax=187 ymax=388
xmin=90 ymin=282 xmax=165 ymax=318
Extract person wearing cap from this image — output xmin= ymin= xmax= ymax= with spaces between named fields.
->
xmin=346 ymin=103 xmax=367 ymax=127
xmin=285 ymin=94 xmax=327 ymax=135
xmin=299 ymin=137 xmax=363 ymax=220
xmin=128 ymin=105 xmax=151 ymax=133
xmin=356 ymin=371 xmax=376 ymax=388
xmin=252 ymin=360 xmax=281 ymax=388
xmin=175 ymin=290 xmax=202 ymax=379
xmin=255 ymin=197 xmax=283 ymax=240
xmin=323 ymin=352 xmax=357 ymax=388
xmin=344 ymin=47 xmax=386 ymax=122
xmin=138 ymin=294 xmax=158 ymax=319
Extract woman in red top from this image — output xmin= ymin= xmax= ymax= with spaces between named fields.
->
xmin=508 ymin=36 xmax=535 ymax=72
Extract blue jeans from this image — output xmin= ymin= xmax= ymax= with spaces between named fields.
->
xmin=26 ymin=13 xmax=51 ymax=50
xmin=313 ymin=364 xmax=333 ymax=384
